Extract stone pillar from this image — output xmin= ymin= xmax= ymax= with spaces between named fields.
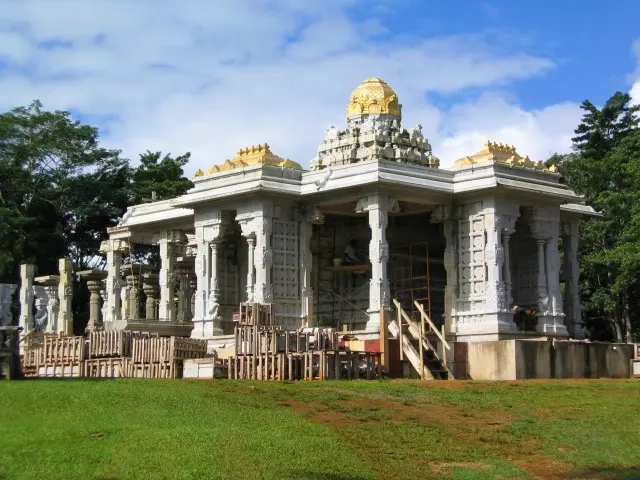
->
xmin=254 ymin=216 xmax=273 ymax=304
xmin=78 ymin=270 xmax=108 ymax=331
xmin=356 ymin=195 xmax=398 ymax=331
xmin=32 ymin=286 xmax=49 ymax=332
xmin=453 ymin=200 xmax=519 ymax=339
xmin=126 ymin=274 xmax=140 ymax=321
xmin=562 ymin=221 xmax=584 ymax=339
xmin=142 ymin=273 xmax=159 ymax=320
xmin=301 ymin=207 xmax=324 ymax=327
xmin=34 ymin=276 xmax=60 ymax=333
xmin=237 ymin=202 xmax=273 ymax=305
xmin=501 ymin=228 xmax=514 ymax=308
xmin=87 ymin=279 xmax=102 ymax=330
xmin=529 ymin=207 xmax=567 ymax=336
xmin=245 ymin=235 xmax=256 ymax=301
xmin=19 ymin=264 xmax=35 ymax=333
xmin=431 ymin=205 xmax=457 ymax=333
xmin=120 ymin=281 xmax=131 ymax=323
xmin=58 ymin=258 xmax=73 ymax=335
xmin=100 ymin=239 xmax=127 ymax=328
xmin=0 ymin=284 xmax=17 ymax=327
xmin=193 ymin=211 xmax=227 ymax=338
xmin=175 ymin=258 xmax=195 ymax=323
xmin=100 ymin=280 xmax=108 ymax=328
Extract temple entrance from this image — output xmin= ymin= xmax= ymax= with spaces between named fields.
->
xmin=310 ymin=210 xmax=446 ymax=331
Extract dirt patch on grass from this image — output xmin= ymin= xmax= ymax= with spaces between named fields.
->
xmin=510 ymin=457 xmax=576 ymax=479
xmin=283 ymin=392 xmax=584 ymax=480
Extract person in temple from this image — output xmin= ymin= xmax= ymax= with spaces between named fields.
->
xmin=343 ymin=238 xmax=361 ymax=265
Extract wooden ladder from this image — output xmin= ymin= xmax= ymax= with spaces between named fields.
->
xmin=390 ymin=299 xmax=454 ymax=380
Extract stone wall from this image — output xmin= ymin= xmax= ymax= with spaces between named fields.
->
xmin=465 ymin=339 xmax=633 ymax=380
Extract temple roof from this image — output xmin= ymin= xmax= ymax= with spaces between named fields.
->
xmin=452 ymin=141 xmax=558 ymax=173
xmin=346 ymin=78 xmax=402 ymax=118
xmin=194 ymin=144 xmax=302 ymax=177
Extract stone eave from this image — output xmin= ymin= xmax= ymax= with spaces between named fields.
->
xmin=301 ymin=160 xmax=452 ymax=196
xmin=561 ymin=203 xmax=602 ymax=218
xmin=117 ymin=198 xmax=194 ymax=229
xmin=174 ymin=165 xmax=303 ymax=209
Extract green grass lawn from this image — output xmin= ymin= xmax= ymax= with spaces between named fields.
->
xmin=1 ymin=379 xmax=639 ymax=480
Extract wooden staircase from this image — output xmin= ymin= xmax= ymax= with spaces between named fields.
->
xmin=390 ymin=299 xmax=454 ymax=380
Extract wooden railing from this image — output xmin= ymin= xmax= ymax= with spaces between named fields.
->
xmin=391 ymin=299 xmax=454 ymax=380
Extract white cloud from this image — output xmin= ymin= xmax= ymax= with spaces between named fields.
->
xmin=0 ymin=0 xmax=581 ymax=172
xmin=630 ymin=39 xmax=640 ymax=106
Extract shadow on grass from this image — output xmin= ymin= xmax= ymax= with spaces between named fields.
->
xmin=569 ymin=466 xmax=640 ymax=479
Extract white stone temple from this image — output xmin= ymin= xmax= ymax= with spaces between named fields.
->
xmin=99 ymin=78 xmax=596 ymax=349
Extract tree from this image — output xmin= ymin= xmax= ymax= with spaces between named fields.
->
xmin=558 ymin=92 xmax=640 ymax=342
xmin=130 ymin=151 xmax=193 ymax=205
xmin=0 ymin=100 xmax=131 ymax=279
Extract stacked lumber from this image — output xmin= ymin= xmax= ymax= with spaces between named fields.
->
xmin=22 ymin=334 xmax=85 ymax=378
xmin=127 ymin=334 xmax=207 ymax=378
xmin=88 ymin=330 xmax=132 ymax=359
xmin=229 ymin=324 xmax=380 ymax=381
xmin=21 ymin=331 xmax=208 ymax=379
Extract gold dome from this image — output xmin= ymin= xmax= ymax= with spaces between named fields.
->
xmin=194 ymin=144 xmax=302 ymax=177
xmin=346 ymin=78 xmax=401 ymax=118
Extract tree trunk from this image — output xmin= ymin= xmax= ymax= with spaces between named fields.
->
xmin=622 ymin=291 xmax=632 ymax=343
xmin=611 ymin=300 xmax=623 ymax=343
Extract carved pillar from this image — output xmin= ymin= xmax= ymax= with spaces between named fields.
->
xmin=193 ymin=210 xmax=227 ymax=338
xmin=300 ymin=207 xmax=323 ymax=327
xmin=78 ymin=270 xmax=108 ymax=331
xmin=237 ymin=202 xmax=273 ymax=305
xmin=19 ymin=264 xmax=35 ymax=333
xmin=126 ymin=275 xmax=140 ymax=320
xmin=35 ymin=276 xmax=60 ymax=333
xmin=32 ymin=286 xmax=49 ymax=332
xmin=528 ymin=207 xmax=567 ymax=335
xmin=159 ymin=231 xmax=179 ymax=322
xmin=562 ymin=220 xmax=584 ymax=338
xmin=100 ymin=280 xmax=107 ymax=328
xmin=245 ymin=236 xmax=256 ymax=301
xmin=142 ymin=273 xmax=159 ymax=320
xmin=120 ymin=281 xmax=131 ymax=322
xmin=501 ymin=228 xmax=515 ymax=308
xmin=0 ymin=284 xmax=17 ymax=327
xmin=100 ymin=239 xmax=127 ymax=328
xmin=254 ymin=216 xmax=273 ymax=304
xmin=356 ymin=195 xmax=398 ymax=331
xmin=431 ymin=205 xmax=457 ymax=333
xmin=58 ymin=258 xmax=73 ymax=335
xmin=484 ymin=212 xmax=504 ymax=314
xmin=87 ymin=280 xmax=103 ymax=330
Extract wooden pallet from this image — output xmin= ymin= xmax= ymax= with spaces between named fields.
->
xmin=228 ymin=351 xmax=380 ymax=381
xmin=85 ymin=358 xmax=127 ymax=378
xmin=88 ymin=331 xmax=132 ymax=359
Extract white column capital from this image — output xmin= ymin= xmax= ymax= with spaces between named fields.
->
xmin=355 ymin=194 xmax=400 ymax=214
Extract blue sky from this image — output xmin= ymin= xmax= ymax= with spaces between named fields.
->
xmin=1 ymin=0 xmax=639 ymax=173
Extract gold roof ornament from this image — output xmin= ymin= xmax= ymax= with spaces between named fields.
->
xmin=194 ymin=144 xmax=302 ymax=177
xmin=452 ymin=141 xmax=558 ymax=173
xmin=346 ymin=78 xmax=401 ymax=118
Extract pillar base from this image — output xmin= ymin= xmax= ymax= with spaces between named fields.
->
xmin=454 ymin=312 xmax=518 ymax=337
xmin=365 ymin=311 xmax=380 ymax=332
xmin=536 ymin=316 xmax=569 ymax=336
xmin=191 ymin=318 xmax=224 ymax=339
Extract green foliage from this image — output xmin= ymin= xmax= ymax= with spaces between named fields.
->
xmin=131 ymin=150 xmax=193 ymax=205
xmin=556 ymin=92 xmax=640 ymax=341
xmin=0 ymin=100 xmax=131 ymax=281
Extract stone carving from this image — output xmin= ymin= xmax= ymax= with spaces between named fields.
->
xmin=33 ymin=286 xmax=48 ymax=331
xmin=0 ymin=284 xmax=17 ymax=327
xmin=313 ymin=79 xmax=437 ymax=171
